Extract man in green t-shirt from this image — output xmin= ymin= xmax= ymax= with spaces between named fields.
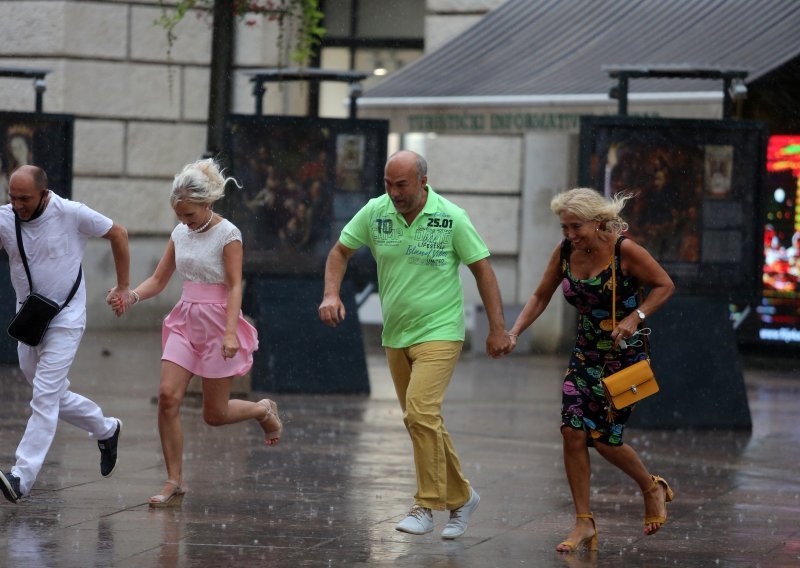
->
xmin=319 ymin=150 xmax=511 ymax=539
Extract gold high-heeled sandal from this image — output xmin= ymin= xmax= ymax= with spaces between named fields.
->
xmin=148 ymin=479 xmax=186 ymax=508
xmin=643 ymin=475 xmax=674 ymax=534
xmin=556 ymin=513 xmax=598 ymax=552
xmin=257 ymin=399 xmax=283 ymax=446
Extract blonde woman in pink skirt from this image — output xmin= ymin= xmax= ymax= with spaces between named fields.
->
xmin=111 ymin=158 xmax=282 ymax=507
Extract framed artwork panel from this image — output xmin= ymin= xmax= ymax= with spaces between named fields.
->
xmin=578 ymin=116 xmax=768 ymax=301
xmin=223 ymin=114 xmax=388 ymax=278
xmin=0 ymin=111 xmax=73 ymax=203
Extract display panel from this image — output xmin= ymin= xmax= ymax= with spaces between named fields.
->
xmin=578 ymin=116 xmax=767 ymax=300
xmin=0 ymin=112 xmax=73 ymax=363
xmin=748 ymin=135 xmax=800 ymax=344
xmin=223 ymin=114 xmax=388 ymax=276
xmin=0 ymin=111 xmax=74 ymax=202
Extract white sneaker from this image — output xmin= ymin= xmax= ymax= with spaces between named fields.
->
xmin=441 ymin=488 xmax=480 ymax=539
xmin=395 ymin=505 xmax=434 ymax=535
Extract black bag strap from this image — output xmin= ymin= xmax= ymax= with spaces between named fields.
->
xmin=14 ymin=213 xmax=82 ymax=310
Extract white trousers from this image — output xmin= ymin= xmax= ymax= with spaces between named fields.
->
xmin=11 ymin=326 xmax=117 ymax=495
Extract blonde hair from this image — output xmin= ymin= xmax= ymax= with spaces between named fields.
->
xmin=169 ymin=158 xmax=239 ymax=206
xmin=550 ymin=187 xmax=632 ymax=235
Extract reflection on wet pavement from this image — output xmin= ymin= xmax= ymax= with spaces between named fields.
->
xmin=0 ymin=330 xmax=799 ymax=567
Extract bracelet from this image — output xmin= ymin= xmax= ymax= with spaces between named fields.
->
xmin=507 ymin=332 xmax=518 ymax=338
xmin=131 ymin=290 xmax=140 ymax=304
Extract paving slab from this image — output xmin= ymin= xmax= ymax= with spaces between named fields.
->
xmin=1 ymin=330 xmax=799 ymax=567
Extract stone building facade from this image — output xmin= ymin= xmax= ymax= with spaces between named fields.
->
xmin=0 ymin=0 xmax=497 ymax=331
xmin=355 ymin=0 xmax=800 ymax=351
xmin=3 ymin=1 xmax=771 ymax=353
xmin=0 ymin=1 xmax=305 ymax=328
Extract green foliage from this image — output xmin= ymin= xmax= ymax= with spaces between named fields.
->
xmin=291 ymin=0 xmax=325 ymax=64
xmin=156 ymin=0 xmax=325 ymax=65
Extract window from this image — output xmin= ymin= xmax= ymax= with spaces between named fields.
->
xmin=316 ymin=0 xmax=425 ymax=117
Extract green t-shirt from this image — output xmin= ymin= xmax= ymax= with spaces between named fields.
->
xmin=340 ymin=186 xmax=489 ymax=348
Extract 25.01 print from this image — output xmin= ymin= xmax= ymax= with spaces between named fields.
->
xmin=427 ymin=217 xmax=453 ymax=228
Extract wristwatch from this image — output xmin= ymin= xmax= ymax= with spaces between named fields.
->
xmin=635 ymin=308 xmax=646 ymax=321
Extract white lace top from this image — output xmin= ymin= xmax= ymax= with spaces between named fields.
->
xmin=172 ymin=218 xmax=242 ymax=284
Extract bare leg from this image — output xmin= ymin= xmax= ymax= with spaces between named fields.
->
xmin=593 ymin=441 xmax=667 ymax=535
xmin=201 ymin=377 xmax=281 ymax=445
xmin=155 ymin=361 xmax=193 ymax=497
xmin=556 ymin=426 xmax=597 ymax=551
xmin=201 ymin=377 xmax=264 ymax=425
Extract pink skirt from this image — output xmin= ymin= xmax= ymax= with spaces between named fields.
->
xmin=161 ymin=282 xmax=259 ymax=379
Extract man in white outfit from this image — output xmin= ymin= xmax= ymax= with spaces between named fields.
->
xmin=0 ymin=165 xmax=130 ymax=503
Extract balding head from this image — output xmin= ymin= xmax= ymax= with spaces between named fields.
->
xmin=9 ymin=165 xmax=50 ymax=221
xmin=384 ymin=150 xmax=429 ymax=222
xmin=386 ymin=150 xmax=427 ymax=182
xmin=10 ymin=164 xmax=48 ymax=192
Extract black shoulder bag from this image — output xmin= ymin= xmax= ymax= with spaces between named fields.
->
xmin=7 ymin=214 xmax=82 ymax=346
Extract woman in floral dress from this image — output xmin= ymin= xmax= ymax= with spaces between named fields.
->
xmin=507 ymin=188 xmax=675 ymax=552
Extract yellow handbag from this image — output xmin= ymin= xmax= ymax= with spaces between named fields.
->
xmin=602 ymin=359 xmax=659 ymax=410
xmin=600 ymin=247 xmax=659 ymax=410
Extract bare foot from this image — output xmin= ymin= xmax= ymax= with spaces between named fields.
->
xmin=257 ymin=399 xmax=283 ymax=446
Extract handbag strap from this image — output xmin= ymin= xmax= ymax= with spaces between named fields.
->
xmin=611 ymin=239 xmax=618 ymax=330
xmin=14 ymin=213 xmax=83 ymax=310
xmin=612 ymin=237 xmax=651 ymax=357
xmin=639 ymin=287 xmax=651 ymax=356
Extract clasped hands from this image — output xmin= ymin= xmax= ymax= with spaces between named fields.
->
xmin=105 ymin=287 xmax=137 ymax=318
xmin=486 ymin=330 xmax=515 ymax=359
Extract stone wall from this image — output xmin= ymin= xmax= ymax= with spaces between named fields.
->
xmin=0 ymin=0 xmax=516 ymax=336
xmin=3 ymin=0 xmax=714 ymax=353
xmin=0 ymin=0 xmax=307 ymax=328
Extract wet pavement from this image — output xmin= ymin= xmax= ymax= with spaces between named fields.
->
xmin=1 ymin=329 xmax=799 ymax=567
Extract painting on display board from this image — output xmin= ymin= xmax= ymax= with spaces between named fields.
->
xmin=578 ymin=115 xmax=768 ymax=302
xmin=223 ymin=114 xmax=388 ymax=279
xmin=0 ymin=111 xmax=73 ymax=204
xmin=0 ymin=111 xmax=73 ymax=363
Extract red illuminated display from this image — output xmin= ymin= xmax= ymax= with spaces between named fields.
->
xmin=757 ymin=135 xmax=800 ymax=342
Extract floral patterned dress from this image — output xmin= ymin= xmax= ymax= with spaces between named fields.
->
xmin=560 ymin=236 xmax=647 ymax=446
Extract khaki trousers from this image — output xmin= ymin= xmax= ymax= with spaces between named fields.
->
xmin=385 ymin=340 xmax=471 ymax=511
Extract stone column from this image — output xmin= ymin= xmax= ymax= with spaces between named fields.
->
xmin=518 ymin=132 xmax=577 ymax=352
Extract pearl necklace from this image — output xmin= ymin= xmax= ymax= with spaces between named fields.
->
xmin=188 ymin=210 xmax=214 ymax=234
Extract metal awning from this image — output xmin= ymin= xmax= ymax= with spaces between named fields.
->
xmin=362 ymin=0 xmax=800 ymax=107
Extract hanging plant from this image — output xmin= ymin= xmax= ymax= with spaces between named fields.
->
xmin=156 ymin=0 xmax=325 ymax=65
